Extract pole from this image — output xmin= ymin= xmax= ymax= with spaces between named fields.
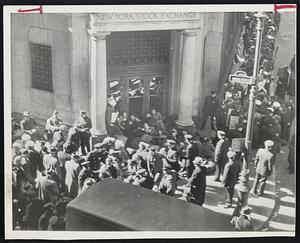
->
xmin=233 ymin=12 xmax=266 ymax=217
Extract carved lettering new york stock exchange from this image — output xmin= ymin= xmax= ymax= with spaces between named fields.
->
xmin=94 ymin=12 xmax=198 ymax=23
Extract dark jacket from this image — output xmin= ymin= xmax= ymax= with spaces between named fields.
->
xmin=222 ymin=159 xmax=241 ymax=188
xmin=214 ymin=138 xmax=230 ymax=166
xmin=203 ymin=95 xmax=219 ymax=115
xmin=64 ymin=127 xmax=80 ymax=152
xmin=188 ymin=165 xmax=207 ymax=204
xmin=216 ymin=107 xmax=227 ymax=131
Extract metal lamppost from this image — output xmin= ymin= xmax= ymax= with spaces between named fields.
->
xmin=233 ymin=12 xmax=267 ymax=216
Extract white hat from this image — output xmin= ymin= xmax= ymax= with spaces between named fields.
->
xmin=217 ymin=130 xmax=226 ymax=137
xmin=193 ymin=156 xmax=204 ymax=165
xmin=264 ymin=140 xmax=274 ymax=147
xmin=227 ymin=151 xmax=236 ymax=159
xmin=272 ymin=102 xmax=281 ymax=108
xmin=255 ymin=100 xmax=262 ymax=106
xmin=184 ymin=134 xmax=193 ymax=140
xmin=21 ymin=134 xmax=31 ymax=141
xmin=25 ymin=141 xmax=35 ymax=150
xmin=267 ymin=107 xmax=274 ymax=113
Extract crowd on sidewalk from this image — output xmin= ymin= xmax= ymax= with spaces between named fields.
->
xmin=10 ymin=12 xmax=295 ymax=232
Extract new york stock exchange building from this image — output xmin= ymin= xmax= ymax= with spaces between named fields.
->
xmin=11 ymin=12 xmax=244 ymax=138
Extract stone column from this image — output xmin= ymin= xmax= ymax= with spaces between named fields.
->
xmin=90 ymin=31 xmax=110 ymax=136
xmin=176 ymin=29 xmax=197 ymax=127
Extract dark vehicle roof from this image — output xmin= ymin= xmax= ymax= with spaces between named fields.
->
xmin=67 ymin=178 xmax=234 ymax=231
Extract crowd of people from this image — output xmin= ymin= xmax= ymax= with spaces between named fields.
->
xmin=10 ymin=12 xmax=295 ymax=232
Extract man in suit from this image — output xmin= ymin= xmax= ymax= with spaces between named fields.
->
xmin=251 ymin=140 xmax=275 ymax=196
xmin=45 ymin=110 xmax=63 ymax=141
xmin=64 ymin=123 xmax=81 ymax=154
xmin=74 ymin=110 xmax=92 ymax=155
xmin=185 ymin=157 xmax=210 ymax=206
xmin=222 ymin=151 xmax=241 ymax=208
xmin=200 ymin=90 xmax=219 ymax=130
xmin=147 ymin=146 xmax=164 ymax=191
xmin=215 ymin=103 xmax=228 ymax=132
xmin=214 ymin=131 xmax=230 ymax=182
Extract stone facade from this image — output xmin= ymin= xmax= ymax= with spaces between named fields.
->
xmin=11 ymin=12 xmax=243 ymax=128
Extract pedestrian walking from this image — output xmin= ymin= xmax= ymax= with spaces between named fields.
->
xmin=222 ymin=151 xmax=241 ymax=208
xmin=214 ymin=131 xmax=230 ymax=182
xmin=251 ymin=140 xmax=275 ymax=196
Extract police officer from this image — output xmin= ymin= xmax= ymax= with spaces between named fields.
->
xmin=251 ymin=140 xmax=275 ymax=196
xmin=74 ymin=110 xmax=92 ymax=155
xmin=86 ymin=143 xmax=108 ymax=181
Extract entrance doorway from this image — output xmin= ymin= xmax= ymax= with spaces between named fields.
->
xmin=106 ymin=30 xmax=171 ymax=119
xmin=107 ymin=74 xmax=168 ymax=119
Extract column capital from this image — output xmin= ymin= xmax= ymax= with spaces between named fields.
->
xmin=182 ymin=29 xmax=198 ymax=37
xmin=94 ymin=31 xmax=111 ymax=40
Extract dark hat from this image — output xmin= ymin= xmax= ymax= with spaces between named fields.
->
xmin=78 ymin=158 xmax=86 ymax=164
xmin=240 ymin=206 xmax=252 ymax=215
xmin=49 ymin=146 xmax=57 ymax=153
xmin=80 ymin=110 xmax=86 ymax=114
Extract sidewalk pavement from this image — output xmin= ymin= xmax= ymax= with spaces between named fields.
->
xmin=174 ymin=149 xmax=277 ymax=231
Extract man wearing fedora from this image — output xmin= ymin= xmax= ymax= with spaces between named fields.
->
xmin=185 ymin=157 xmax=210 ymax=206
xmin=214 ymin=130 xmax=230 ymax=182
xmin=222 ymin=151 xmax=241 ymax=208
xmin=251 ymin=140 xmax=275 ymax=196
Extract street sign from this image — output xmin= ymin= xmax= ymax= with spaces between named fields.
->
xmin=229 ymin=71 xmax=253 ymax=85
